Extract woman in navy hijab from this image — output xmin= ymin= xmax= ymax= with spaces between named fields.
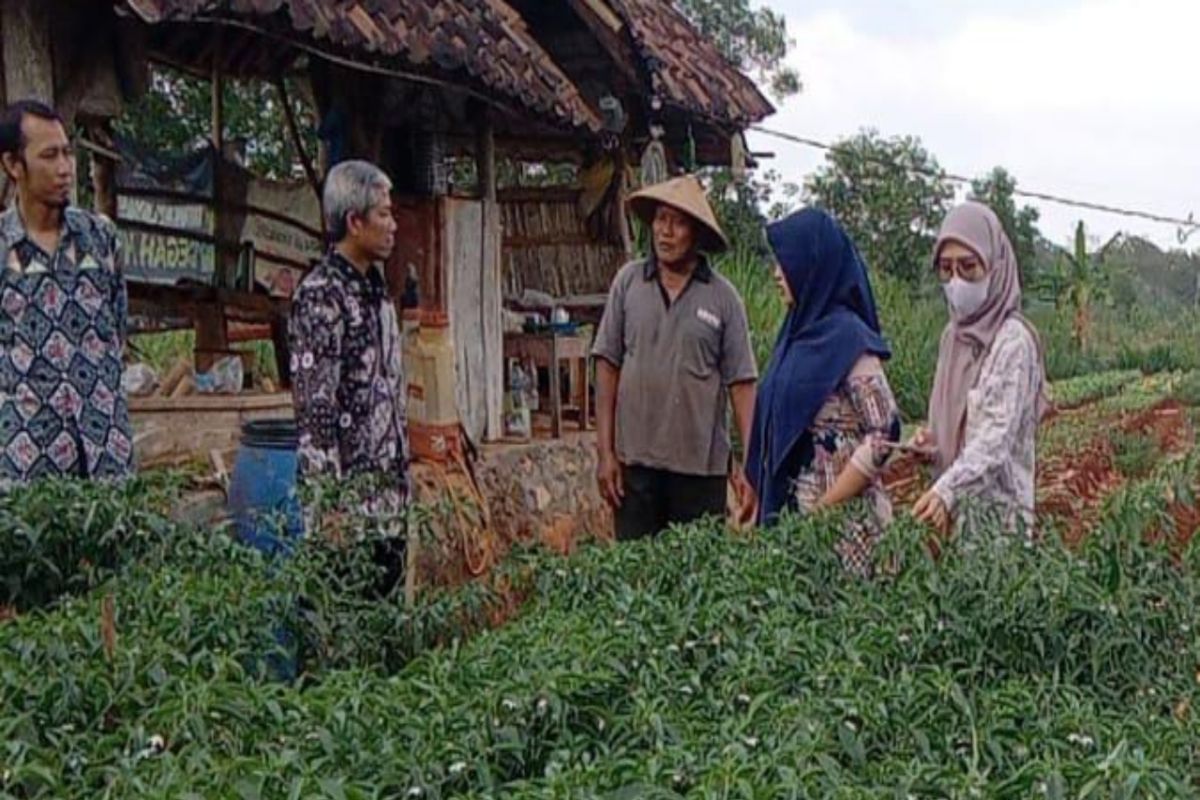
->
xmin=743 ymin=208 xmax=902 ymax=577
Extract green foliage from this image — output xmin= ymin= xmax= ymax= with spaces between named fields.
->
xmin=675 ymin=0 xmax=801 ymax=99
xmin=713 ymin=244 xmax=784 ymax=371
xmin=1170 ymin=370 xmax=1200 ymax=407
xmin=872 ymin=274 xmax=944 ymax=421
xmin=1103 ymin=236 xmax=1200 ymax=310
xmin=1115 ymin=342 xmax=1187 ymax=375
xmin=0 ymin=475 xmax=184 ymax=610
xmin=3 ymin=455 xmax=1200 ymax=796
xmin=129 ymin=330 xmax=280 ymax=384
xmin=804 ymin=129 xmax=955 ymax=283
xmin=115 ymin=66 xmax=318 ymax=180
xmin=1049 ymin=370 xmax=1142 ymax=409
xmin=1110 ymin=430 xmax=1161 ymax=480
xmin=703 ymin=168 xmax=800 ymax=254
xmin=969 ymin=167 xmax=1042 ymax=288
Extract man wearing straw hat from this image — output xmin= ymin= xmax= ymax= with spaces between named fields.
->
xmin=592 ymin=175 xmax=758 ymax=540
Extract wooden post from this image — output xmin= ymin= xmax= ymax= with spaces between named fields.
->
xmin=271 ymin=314 xmax=291 ymax=389
xmin=91 ymin=153 xmax=117 ymax=219
xmin=210 ymin=34 xmax=230 ymax=289
xmin=211 ymin=37 xmax=224 ymax=155
xmin=476 ymin=111 xmax=504 ymax=442
xmin=1 ymin=0 xmax=53 ymax=208
xmin=549 ymin=334 xmax=562 ymax=439
xmin=197 ymin=35 xmax=229 ymax=356
xmin=615 ymin=147 xmax=634 ymax=257
xmin=88 ymin=123 xmax=118 ymax=220
xmin=1 ymin=0 xmax=53 ymax=104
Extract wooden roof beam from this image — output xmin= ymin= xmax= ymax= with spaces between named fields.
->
xmin=564 ymin=0 xmax=641 ymax=87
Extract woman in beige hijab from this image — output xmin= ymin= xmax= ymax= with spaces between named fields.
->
xmin=911 ymin=201 xmax=1048 ymax=537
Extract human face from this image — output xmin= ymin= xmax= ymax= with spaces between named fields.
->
xmin=651 ymin=204 xmax=698 ymax=270
xmin=2 ymin=114 xmax=75 ymax=209
xmin=936 ymin=240 xmax=988 ymax=284
xmin=773 ymin=262 xmax=794 ymax=306
xmin=346 ymin=189 xmax=397 ymax=263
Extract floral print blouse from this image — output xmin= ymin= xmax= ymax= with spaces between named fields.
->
xmin=791 ymin=355 xmax=902 ymax=577
xmin=288 ymin=251 xmax=408 ymax=500
xmin=931 ymin=318 xmax=1040 ymax=536
xmin=0 ymin=206 xmax=133 ymax=485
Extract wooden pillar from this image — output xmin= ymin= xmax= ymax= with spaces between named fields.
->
xmin=210 ymin=35 xmax=231 ymax=289
xmin=615 ymin=147 xmax=634 ymax=257
xmin=271 ymin=314 xmax=292 ymax=390
xmin=476 ymin=111 xmax=503 ymax=442
xmin=197 ymin=36 xmax=229 ymax=357
xmin=86 ymin=122 xmax=118 ymax=220
xmin=90 ymin=149 xmax=117 ymax=219
xmin=1 ymin=0 xmax=54 ymax=208
xmin=1 ymin=0 xmax=53 ymax=104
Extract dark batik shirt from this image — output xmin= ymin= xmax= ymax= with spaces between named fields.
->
xmin=0 ymin=206 xmax=134 ymax=485
xmin=288 ymin=250 xmax=408 ymax=496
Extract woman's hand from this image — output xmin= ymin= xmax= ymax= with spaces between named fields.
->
xmin=913 ymin=487 xmax=951 ymax=535
xmin=906 ymin=427 xmax=937 ymax=462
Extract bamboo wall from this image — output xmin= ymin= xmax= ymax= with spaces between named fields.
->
xmin=500 ymin=190 xmax=626 ymax=299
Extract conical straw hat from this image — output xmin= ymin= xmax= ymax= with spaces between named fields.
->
xmin=627 ymin=174 xmax=729 ymax=254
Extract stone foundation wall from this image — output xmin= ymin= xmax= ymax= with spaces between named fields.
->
xmin=410 ymin=432 xmax=611 ymax=586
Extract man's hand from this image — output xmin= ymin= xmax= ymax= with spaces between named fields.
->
xmin=731 ymin=466 xmax=757 ymax=527
xmin=913 ymin=487 xmax=951 ymax=535
xmin=320 ymin=511 xmax=350 ymax=548
xmin=597 ymin=450 xmax=624 ymax=509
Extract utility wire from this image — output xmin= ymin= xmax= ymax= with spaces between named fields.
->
xmin=749 ymin=125 xmax=1199 ymax=242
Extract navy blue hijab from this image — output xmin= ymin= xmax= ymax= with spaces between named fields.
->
xmin=745 ymin=209 xmax=891 ymax=524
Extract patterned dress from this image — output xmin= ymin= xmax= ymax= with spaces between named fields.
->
xmin=0 ymin=206 xmax=134 ymax=486
xmin=931 ymin=318 xmax=1041 ymax=538
xmin=791 ymin=355 xmax=901 ymax=577
xmin=288 ymin=251 xmax=408 ymax=534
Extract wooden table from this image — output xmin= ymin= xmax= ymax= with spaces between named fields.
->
xmin=503 ymin=331 xmax=592 ymax=438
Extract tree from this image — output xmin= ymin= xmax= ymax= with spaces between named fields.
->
xmin=803 ymin=129 xmax=954 ymax=283
xmin=114 ymin=67 xmax=318 ymax=181
xmin=675 ymin=0 xmax=801 ymax=99
xmin=1057 ymin=221 xmax=1119 ymax=352
xmin=969 ymin=167 xmax=1041 ymax=288
xmin=700 ymin=168 xmax=800 ymax=254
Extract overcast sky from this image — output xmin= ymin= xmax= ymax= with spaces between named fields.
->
xmin=747 ymin=0 xmax=1199 ymax=251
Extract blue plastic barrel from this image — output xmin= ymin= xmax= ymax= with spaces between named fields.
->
xmin=227 ymin=419 xmax=304 ymax=557
xmin=226 ymin=419 xmax=304 ymax=682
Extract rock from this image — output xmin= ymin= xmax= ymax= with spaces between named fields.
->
xmin=527 ymin=485 xmax=552 ymax=512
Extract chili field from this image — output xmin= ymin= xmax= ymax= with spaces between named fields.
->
xmin=2 ymin=372 xmax=1200 ymax=798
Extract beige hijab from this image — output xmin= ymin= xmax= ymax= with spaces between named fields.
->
xmin=927 ymin=202 xmax=1048 ymax=473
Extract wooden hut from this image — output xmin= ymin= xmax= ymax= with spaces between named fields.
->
xmin=0 ymin=0 xmax=772 ymax=456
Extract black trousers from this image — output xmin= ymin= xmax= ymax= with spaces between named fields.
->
xmin=615 ymin=465 xmax=727 ymax=541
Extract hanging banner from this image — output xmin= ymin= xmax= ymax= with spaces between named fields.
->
xmin=243 ymin=177 xmax=323 ymax=298
xmin=113 ymin=140 xmax=323 ymax=297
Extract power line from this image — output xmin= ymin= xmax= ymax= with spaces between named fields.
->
xmin=749 ymin=125 xmax=1200 ymax=242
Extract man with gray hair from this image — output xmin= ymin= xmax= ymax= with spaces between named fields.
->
xmin=289 ymin=160 xmax=408 ymax=585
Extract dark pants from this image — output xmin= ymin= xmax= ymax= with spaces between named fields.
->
xmin=615 ymin=465 xmax=727 ymax=541
xmin=373 ymin=536 xmax=407 ymax=599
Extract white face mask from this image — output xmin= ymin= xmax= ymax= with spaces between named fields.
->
xmin=943 ymin=277 xmax=989 ymax=320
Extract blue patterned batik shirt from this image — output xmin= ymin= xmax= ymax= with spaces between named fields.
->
xmin=0 ymin=206 xmax=135 ymax=484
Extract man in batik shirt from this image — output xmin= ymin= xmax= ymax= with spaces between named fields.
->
xmin=0 ymin=100 xmax=133 ymax=486
xmin=289 ymin=159 xmax=408 ymax=592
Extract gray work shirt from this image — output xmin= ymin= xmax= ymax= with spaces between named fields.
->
xmin=592 ymin=257 xmax=757 ymax=477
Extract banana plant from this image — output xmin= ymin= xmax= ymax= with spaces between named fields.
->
xmin=1056 ymin=221 xmax=1121 ymax=351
